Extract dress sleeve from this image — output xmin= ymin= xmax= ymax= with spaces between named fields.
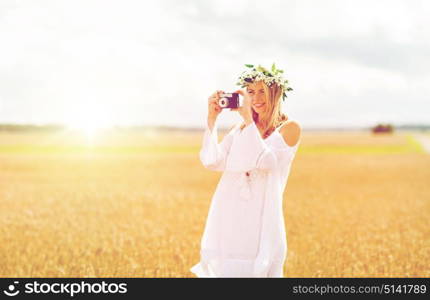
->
xmin=199 ymin=120 xmax=237 ymax=172
xmin=224 ymin=121 xmax=295 ymax=172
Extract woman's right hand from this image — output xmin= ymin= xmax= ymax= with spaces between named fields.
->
xmin=207 ymin=90 xmax=224 ymax=122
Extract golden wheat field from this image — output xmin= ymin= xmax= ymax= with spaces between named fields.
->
xmin=0 ymin=128 xmax=429 ymax=277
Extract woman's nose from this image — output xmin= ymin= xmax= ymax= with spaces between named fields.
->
xmin=255 ymin=94 xmax=264 ymax=102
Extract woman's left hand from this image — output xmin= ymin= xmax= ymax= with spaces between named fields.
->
xmin=232 ymin=89 xmax=253 ymax=124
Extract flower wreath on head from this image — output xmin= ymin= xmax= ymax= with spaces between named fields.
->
xmin=236 ymin=63 xmax=293 ymax=101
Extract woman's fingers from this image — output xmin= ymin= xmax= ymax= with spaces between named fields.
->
xmin=208 ymin=90 xmax=226 ymax=116
xmin=208 ymin=95 xmax=218 ymax=105
xmin=235 ymin=89 xmax=244 ymax=95
xmin=208 ymin=90 xmax=224 ymax=104
xmin=210 ymin=101 xmax=221 ymax=112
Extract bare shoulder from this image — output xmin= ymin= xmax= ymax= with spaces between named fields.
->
xmin=279 ymin=120 xmax=302 ymax=147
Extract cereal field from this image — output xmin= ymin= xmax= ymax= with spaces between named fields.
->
xmin=0 ymin=129 xmax=429 ymax=277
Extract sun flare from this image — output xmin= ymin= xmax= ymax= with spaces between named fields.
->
xmin=64 ymin=102 xmax=113 ymax=142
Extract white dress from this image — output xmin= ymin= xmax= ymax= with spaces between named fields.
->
xmin=190 ymin=119 xmax=300 ymax=277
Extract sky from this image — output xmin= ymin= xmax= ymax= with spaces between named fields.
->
xmin=0 ymin=0 xmax=429 ymax=130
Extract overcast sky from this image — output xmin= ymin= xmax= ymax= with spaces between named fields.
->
xmin=0 ymin=0 xmax=429 ymax=129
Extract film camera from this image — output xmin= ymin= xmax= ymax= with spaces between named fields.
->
xmin=218 ymin=92 xmax=243 ymax=109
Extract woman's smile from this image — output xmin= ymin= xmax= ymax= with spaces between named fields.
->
xmin=253 ymin=103 xmax=265 ymax=109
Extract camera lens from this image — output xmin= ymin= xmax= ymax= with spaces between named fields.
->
xmin=219 ymin=98 xmax=228 ymax=107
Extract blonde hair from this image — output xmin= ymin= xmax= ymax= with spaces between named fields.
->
xmin=240 ymin=80 xmax=288 ymax=139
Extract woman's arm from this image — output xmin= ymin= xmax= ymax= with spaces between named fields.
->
xmin=224 ymin=121 xmax=301 ymax=172
xmin=199 ymin=120 xmax=238 ymax=172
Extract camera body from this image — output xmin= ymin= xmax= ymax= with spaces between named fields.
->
xmin=218 ymin=92 xmax=242 ymax=109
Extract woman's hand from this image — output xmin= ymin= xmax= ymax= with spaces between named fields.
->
xmin=232 ymin=89 xmax=253 ymax=125
xmin=207 ymin=90 xmax=224 ymax=129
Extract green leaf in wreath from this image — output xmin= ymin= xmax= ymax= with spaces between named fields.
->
xmin=245 ymin=64 xmax=254 ymax=68
xmin=257 ymin=65 xmax=268 ymax=73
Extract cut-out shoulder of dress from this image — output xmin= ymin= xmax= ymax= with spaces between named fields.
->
xmin=273 ymin=131 xmax=300 ymax=149
xmin=276 ymin=120 xmax=301 ymax=147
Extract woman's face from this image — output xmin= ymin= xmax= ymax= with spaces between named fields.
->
xmin=246 ymin=81 xmax=267 ymax=114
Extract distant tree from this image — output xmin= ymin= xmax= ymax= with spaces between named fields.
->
xmin=0 ymin=124 xmax=65 ymax=132
xmin=372 ymin=123 xmax=394 ymax=134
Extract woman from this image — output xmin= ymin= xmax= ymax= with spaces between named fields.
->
xmin=190 ymin=64 xmax=301 ymax=277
